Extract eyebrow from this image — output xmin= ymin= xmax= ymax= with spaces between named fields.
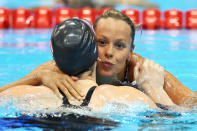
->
xmin=97 ymin=35 xmax=128 ymax=44
xmin=114 ymin=39 xmax=127 ymax=43
xmin=96 ymin=35 xmax=107 ymax=40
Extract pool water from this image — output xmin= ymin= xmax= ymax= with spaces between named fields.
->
xmin=1 ymin=29 xmax=197 ymax=90
xmin=0 ymin=29 xmax=197 ymax=130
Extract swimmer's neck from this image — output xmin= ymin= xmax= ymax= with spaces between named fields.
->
xmin=77 ymin=63 xmax=97 ymax=81
xmin=96 ymin=64 xmax=127 ymax=86
xmin=96 ymin=71 xmax=118 ymax=85
xmin=70 ymin=73 xmax=97 ymax=106
xmin=96 ymin=61 xmax=128 ymax=85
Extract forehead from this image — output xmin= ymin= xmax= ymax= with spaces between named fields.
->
xmin=95 ymin=18 xmax=132 ymax=41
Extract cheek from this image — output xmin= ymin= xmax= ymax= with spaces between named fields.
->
xmin=116 ymin=49 xmax=130 ymax=63
xmin=97 ymin=46 xmax=104 ymax=57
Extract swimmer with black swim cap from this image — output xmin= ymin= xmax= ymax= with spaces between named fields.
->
xmin=51 ymin=18 xmax=97 ymax=76
xmin=50 ymin=18 xmax=99 ymax=107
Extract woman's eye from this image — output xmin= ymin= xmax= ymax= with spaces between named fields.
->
xmin=115 ymin=42 xmax=126 ymax=49
xmin=97 ymin=40 xmax=106 ymax=46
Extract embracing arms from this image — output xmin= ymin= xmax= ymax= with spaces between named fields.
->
xmin=129 ymin=53 xmax=197 ymax=107
xmin=1 ymin=53 xmax=197 ymax=107
xmin=163 ymin=70 xmax=197 ymax=107
xmin=0 ymin=61 xmax=83 ymax=100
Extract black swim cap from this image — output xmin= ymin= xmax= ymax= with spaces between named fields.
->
xmin=51 ymin=18 xmax=97 ymax=76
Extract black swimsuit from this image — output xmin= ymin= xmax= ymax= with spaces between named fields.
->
xmin=61 ymin=86 xmax=97 ymax=108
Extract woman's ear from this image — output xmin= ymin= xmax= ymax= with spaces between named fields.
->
xmin=132 ymin=44 xmax=135 ymax=50
xmin=130 ymin=44 xmax=135 ymax=52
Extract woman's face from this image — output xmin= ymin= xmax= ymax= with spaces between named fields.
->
xmin=95 ymin=18 xmax=133 ymax=77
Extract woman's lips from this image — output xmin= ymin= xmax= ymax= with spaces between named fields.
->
xmin=102 ymin=61 xmax=113 ymax=69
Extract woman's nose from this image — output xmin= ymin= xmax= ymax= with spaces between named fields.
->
xmin=105 ymin=44 xmax=113 ymax=59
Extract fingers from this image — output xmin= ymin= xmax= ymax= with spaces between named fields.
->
xmin=41 ymin=70 xmax=83 ymax=101
xmin=143 ymin=59 xmax=149 ymax=71
xmin=56 ymin=80 xmax=73 ymax=100
xmin=136 ymin=59 xmax=165 ymax=79
xmin=65 ymin=75 xmax=84 ymax=97
xmin=48 ymin=83 xmax=63 ymax=99
xmin=57 ymin=74 xmax=83 ymax=100
xmin=60 ymin=79 xmax=81 ymax=100
xmin=71 ymin=76 xmax=79 ymax=81
xmin=143 ymin=59 xmax=164 ymax=72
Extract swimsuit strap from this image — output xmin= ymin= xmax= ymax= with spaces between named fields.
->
xmin=61 ymin=90 xmax=70 ymax=105
xmin=116 ymin=60 xmax=140 ymax=90
xmin=60 ymin=89 xmax=78 ymax=108
xmin=123 ymin=60 xmax=129 ymax=81
xmin=80 ymin=86 xmax=97 ymax=106
xmin=61 ymin=86 xmax=97 ymax=107
xmin=156 ymin=103 xmax=170 ymax=110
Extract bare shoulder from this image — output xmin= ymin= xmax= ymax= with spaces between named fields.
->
xmin=0 ymin=85 xmax=56 ymax=97
xmin=94 ymin=84 xmax=142 ymax=96
xmin=92 ymin=85 xmax=157 ymax=109
xmin=93 ymin=85 xmax=143 ymax=100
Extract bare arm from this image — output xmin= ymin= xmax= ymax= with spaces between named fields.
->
xmin=129 ymin=53 xmax=197 ymax=106
xmin=0 ymin=74 xmax=40 ymax=92
xmin=0 ymin=60 xmax=83 ymax=100
xmin=164 ymin=70 xmax=197 ymax=107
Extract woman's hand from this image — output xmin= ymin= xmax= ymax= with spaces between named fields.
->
xmin=36 ymin=70 xmax=84 ymax=100
xmin=134 ymin=59 xmax=164 ymax=90
xmin=134 ymin=59 xmax=174 ymax=105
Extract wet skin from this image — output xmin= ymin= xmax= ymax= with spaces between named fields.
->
xmin=96 ymin=18 xmax=132 ymax=82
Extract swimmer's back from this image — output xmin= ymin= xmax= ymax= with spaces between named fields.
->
xmin=89 ymin=85 xmax=158 ymax=110
xmin=0 ymin=80 xmax=157 ymax=110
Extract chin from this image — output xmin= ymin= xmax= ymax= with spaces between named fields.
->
xmin=98 ymin=69 xmax=114 ymax=77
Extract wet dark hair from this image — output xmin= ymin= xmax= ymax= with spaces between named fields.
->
xmin=51 ymin=18 xmax=97 ymax=76
xmin=94 ymin=8 xmax=135 ymax=48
